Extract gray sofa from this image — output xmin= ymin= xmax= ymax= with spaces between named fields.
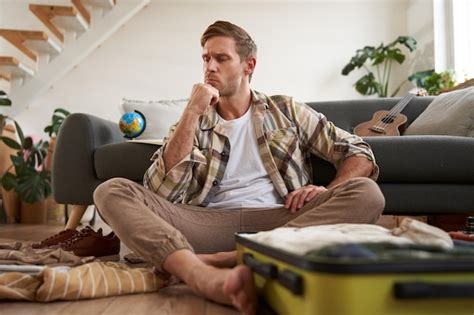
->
xmin=52 ymin=97 xmax=474 ymax=215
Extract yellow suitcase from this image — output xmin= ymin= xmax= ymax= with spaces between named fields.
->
xmin=236 ymin=234 xmax=474 ymax=315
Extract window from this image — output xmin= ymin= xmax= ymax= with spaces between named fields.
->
xmin=434 ymin=0 xmax=474 ymax=81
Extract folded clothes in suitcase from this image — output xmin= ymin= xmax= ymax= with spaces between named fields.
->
xmin=236 ymin=222 xmax=474 ymax=315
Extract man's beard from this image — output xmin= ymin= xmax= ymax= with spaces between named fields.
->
xmin=217 ymin=80 xmax=239 ymax=97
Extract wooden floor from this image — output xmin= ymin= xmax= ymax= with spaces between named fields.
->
xmin=0 ymin=223 xmax=240 ymax=315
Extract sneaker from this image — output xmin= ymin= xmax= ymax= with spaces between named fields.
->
xmin=31 ymin=228 xmax=80 ymax=249
xmin=31 ymin=226 xmax=96 ymax=249
xmin=58 ymin=228 xmax=121 ymax=261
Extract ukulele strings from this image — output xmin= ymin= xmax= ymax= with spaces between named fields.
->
xmin=372 ymin=94 xmax=415 ymax=131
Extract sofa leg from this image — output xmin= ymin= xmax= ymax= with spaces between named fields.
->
xmin=65 ymin=204 xmax=89 ymax=229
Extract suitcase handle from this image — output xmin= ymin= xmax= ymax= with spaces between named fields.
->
xmin=394 ymin=281 xmax=474 ymax=299
xmin=242 ymin=253 xmax=304 ymax=295
xmin=278 ymin=269 xmax=303 ymax=295
xmin=243 ymin=253 xmax=277 ymax=279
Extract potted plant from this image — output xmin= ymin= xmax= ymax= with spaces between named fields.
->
xmin=44 ymin=108 xmax=70 ymax=171
xmin=342 ymin=36 xmax=417 ymax=97
xmin=408 ymin=69 xmax=457 ymax=95
xmin=0 ymin=120 xmax=51 ymax=224
xmin=43 ymin=108 xmax=70 ymax=222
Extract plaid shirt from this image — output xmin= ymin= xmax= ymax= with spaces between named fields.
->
xmin=143 ymin=90 xmax=379 ymax=206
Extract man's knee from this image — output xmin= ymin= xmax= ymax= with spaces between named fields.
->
xmin=348 ymin=177 xmax=385 ymax=216
xmin=93 ymin=177 xmax=133 ymax=216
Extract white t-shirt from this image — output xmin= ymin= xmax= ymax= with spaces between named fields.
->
xmin=207 ymin=107 xmax=284 ymax=209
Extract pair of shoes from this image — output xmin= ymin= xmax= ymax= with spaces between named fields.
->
xmin=32 ymin=226 xmax=121 ymax=261
xmin=60 ymin=228 xmax=121 ymax=261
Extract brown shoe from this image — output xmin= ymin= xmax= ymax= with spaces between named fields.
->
xmin=58 ymin=228 xmax=120 ymax=261
xmin=32 ymin=229 xmax=77 ymax=249
xmin=31 ymin=226 xmax=96 ymax=249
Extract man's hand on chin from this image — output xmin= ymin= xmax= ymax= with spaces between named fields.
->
xmin=284 ymin=185 xmax=328 ymax=213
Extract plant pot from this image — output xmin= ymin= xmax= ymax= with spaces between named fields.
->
xmin=20 ymin=200 xmax=47 ymax=224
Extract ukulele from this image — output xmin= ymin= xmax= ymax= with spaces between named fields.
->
xmin=353 ymin=88 xmax=427 ymax=137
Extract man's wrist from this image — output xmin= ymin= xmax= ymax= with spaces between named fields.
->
xmin=181 ymin=107 xmax=202 ymax=122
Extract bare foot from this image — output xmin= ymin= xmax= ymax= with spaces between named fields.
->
xmin=197 ymin=251 xmax=237 ymax=268
xmin=188 ymin=264 xmax=257 ymax=315
xmin=223 ymin=265 xmax=257 ymax=315
xmin=163 ymin=250 xmax=256 ymax=314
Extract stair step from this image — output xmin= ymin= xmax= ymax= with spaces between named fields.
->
xmin=29 ymin=4 xmax=90 ymax=43
xmin=0 ymin=29 xmax=62 ymax=62
xmin=80 ymin=0 xmax=116 ymax=9
xmin=72 ymin=0 xmax=91 ymax=25
xmin=0 ymin=57 xmax=35 ymax=81
xmin=0 ymin=73 xmax=10 ymax=82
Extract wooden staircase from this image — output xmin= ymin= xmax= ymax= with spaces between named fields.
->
xmin=0 ymin=0 xmax=149 ymax=116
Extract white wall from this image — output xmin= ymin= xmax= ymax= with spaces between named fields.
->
xmin=8 ymin=0 xmax=435 ymax=137
xmin=403 ymin=0 xmax=434 ymax=91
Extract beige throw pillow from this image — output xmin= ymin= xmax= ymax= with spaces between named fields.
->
xmin=405 ymin=87 xmax=474 ymax=137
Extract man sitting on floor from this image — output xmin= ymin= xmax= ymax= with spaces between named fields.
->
xmin=94 ymin=20 xmax=385 ymax=315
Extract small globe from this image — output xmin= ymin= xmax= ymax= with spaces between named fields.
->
xmin=119 ymin=110 xmax=146 ymax=139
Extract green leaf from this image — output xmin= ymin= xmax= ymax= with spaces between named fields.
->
xmin=52 ymin=116 xmax=62 ymax=124
xmin=0 ymin=136 xmax=21 ymax=150
xmin=1 ymin=172 xmax=17 ymax=190
xmin=354 ymin=73 xmax=381 ymax=96
xmin=13 ymin=120 xmax=25 ymax=147
xmin=16 ymin=170 xmax=51 ymax=203
xmin=341 ymin=46 xmax=375 ymax=75
xmin=10 ymin=155 xmax=25 ymax=167
xmin=341 ymin=63 xmax=355 ymax=75
xmin=394 ymin=36 xmax=417 ymax=52
xmin=387 ymin=48 xmax=405 ymax=64
xmin=371 ymin=44 xmax=386 ymax=66
xmin=44 ymin=108 xmax=71 ymax=137
xmin=0 ymin=90 xmax=11 ymax=106
xmin=54 ymin=108 xmax=70 ymax=116
xmin=0 ymin=98 xmax=12 ymax=106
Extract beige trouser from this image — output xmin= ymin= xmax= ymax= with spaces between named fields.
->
xmin=93 ymin=177 xmax=385 ymax=270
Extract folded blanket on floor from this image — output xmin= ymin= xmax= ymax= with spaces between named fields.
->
xmin=0 ymin=261 xmax=165 ymax=301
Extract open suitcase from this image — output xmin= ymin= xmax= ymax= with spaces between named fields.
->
xmin=236 ymin=233 xmax=474 ymax=315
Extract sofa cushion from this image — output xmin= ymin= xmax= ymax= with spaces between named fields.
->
xmin=95 ymin=142 xmax=159 ymax=181
xmin=405 ymin=87 xmax=474 ymax=137
xmin=311 ymin=136 xmax=474 ymax=185
xmin=120 ymin=98 xmax=187 ymax=140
